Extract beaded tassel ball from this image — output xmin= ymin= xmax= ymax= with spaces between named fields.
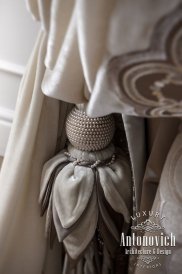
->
xmin=66 ymin=107 xmax=115 ymax=151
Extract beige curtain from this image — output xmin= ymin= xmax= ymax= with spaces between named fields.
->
xmin=0 ymin=32 xmax=62 ymax=274
xmin=0 ymin=0 xmax=181 ymax=273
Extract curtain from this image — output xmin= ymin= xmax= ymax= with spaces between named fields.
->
xmin=0 ymin=0 xmax=181 ymax=273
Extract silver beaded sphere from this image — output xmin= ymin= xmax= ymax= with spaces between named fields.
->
xmin=66 ymin=107 xmax=115 ymax=151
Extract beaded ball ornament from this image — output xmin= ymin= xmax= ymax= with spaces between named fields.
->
xmin=66 ymin=107 xmax=115 ymax=151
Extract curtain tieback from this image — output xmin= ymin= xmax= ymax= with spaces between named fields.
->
xmin=39 ymin=106 xmax=132 ymax=270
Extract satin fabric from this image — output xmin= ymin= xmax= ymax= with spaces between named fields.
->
xmin=25 ymin=0 xmax=180 ymax=213
xmin=26 ymin=0 xmax=117 ymax=103
xmin=0 ymin=32 xmax=70 ymax=274
xmin=134 ymin=123 xmax=182 ymax=274
xmin=0 ymin=1 xmax=181 ymax=273
xmin=25 ymin=0 xmax=180 ymax=108
xmin=132 ymin=119 xmax=182 ymax=274
xmin=140 ymin=118 xmax=180 ymax=212
xmin=40 ymin=143 xmax=132 ymax=259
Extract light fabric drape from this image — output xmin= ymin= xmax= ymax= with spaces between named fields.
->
xmin=25 ymin=0 xmax=180 ymax=212
xmin=0 ymin=32 xmax=65 ymax=274
xmin=140 ymin=118 xmax=180 ymax=212
xmin=25 ymin=0 xmax=180 ymax=108
xmin=134 ymin=123 xmax=182 ymax=274
xmin=0 ymin=157 xmax=3 ymax=169
xmin=0 ymin=0 xmax=181 ymax=273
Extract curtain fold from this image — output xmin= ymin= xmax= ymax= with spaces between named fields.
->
xmin=0 ymin=1 xmax=182 ymax=273
xmin=134 ymin=124 xmax=182 ymax=274
xmin=140 ymin=118 xmax=180 ymax=212
xmin=0 ymin=31 xmax=61 ymax=274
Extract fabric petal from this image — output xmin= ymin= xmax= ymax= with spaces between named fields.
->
xmin=53 ymin=164 xmax=95 ymax=228
xmin=97 ymin=174 xmax=123 ymax=242
xmin=52 ymin=178 xmax=96 ymax=243
xmin=98 ymin=154 xmax=132 ymax=223
xmin=63 ymin=188 xmax=98 ymax=259
xmin=39 ymin=151 xmax=68 ymax=207
xmin=45 ymin=193 xmax=57 ymax=247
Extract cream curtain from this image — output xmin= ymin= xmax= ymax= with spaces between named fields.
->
xmin=0 ymin=32 xmax=65 ymax=274
xmin=0 ymin=0 xmax=181 ymax=273
xmin=26 ymin=0 xmax=180 ymax=107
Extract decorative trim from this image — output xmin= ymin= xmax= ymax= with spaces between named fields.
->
xmin=0 ymin=59 xmax=25 ymax=76
xmin=108 ymin=3 xmax=182 ymax=117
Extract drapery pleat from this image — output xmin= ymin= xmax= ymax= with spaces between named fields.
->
xmin=134 ymin=125 xmax=182 ymax=274
xmin=0 ymin=1 xmax=182 ymax=273
xmin=25 ymin=0 xmax=181 ymax=214
xmin=24 ymin=0 xmax=180 ymax=106
xmin=0 ymin=31 xmax=63 ymax=274
xmin=140 ymin=118 xmax=180 ymax=212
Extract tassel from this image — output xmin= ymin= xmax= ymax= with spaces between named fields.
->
xmin=39 ymin=107 xmax=132 ymax=271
